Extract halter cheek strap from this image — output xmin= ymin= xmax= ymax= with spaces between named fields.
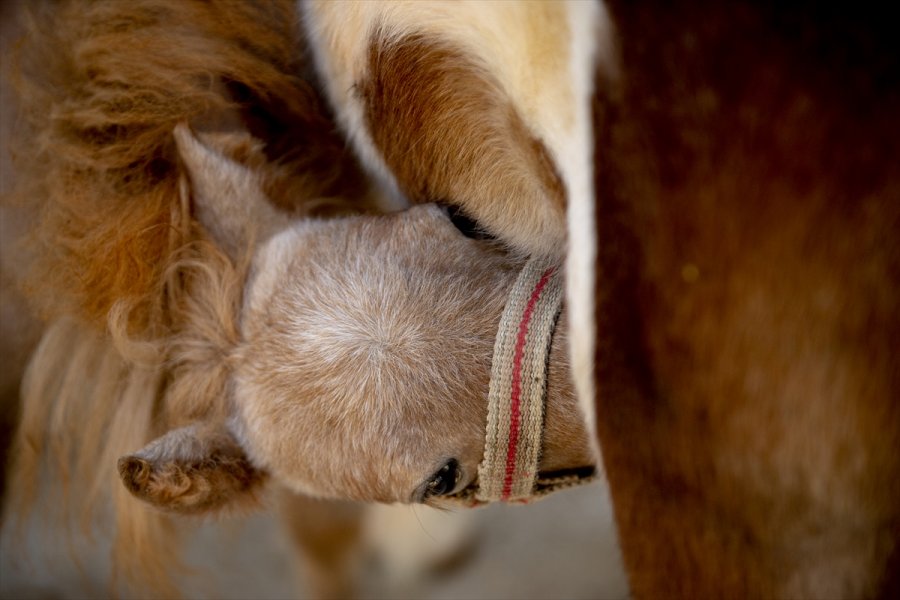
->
xmin=453 ymin=256 xmax=592 ymax=506
xmin=477 ymin=259 xmax=564 ymax=502
xmin=444 ymin=257 xmax=596 ymax=507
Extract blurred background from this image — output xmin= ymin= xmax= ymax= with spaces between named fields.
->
xmin=1 ymin=480 xmax=627 ymax=599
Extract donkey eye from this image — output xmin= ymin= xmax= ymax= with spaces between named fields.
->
xmin=439 ymin=204 xmax=494 ymax=241
xmin=424 ymin=459 xmax=460 ymax=499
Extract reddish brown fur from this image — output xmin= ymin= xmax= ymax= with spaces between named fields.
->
xmin=361 ymin=34 xmax=567 ymax=254
xmin=8 ymin=0 xmax=373 ymax=335
xmin=310 ymin=4 xmax=899 ymax=596
xmin=593 ymin=4 xmax=900 ymax=597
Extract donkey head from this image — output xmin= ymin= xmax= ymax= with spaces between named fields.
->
xmin=117 ymin=126 xmax=593 ymax=513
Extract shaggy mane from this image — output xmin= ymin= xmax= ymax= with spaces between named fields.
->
xmin=8 ymin=0 xmax=372 ymax=334
xmin=3 ymin=0 xmax=377 ymax=595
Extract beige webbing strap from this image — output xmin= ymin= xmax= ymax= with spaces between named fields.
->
xmin=476 ymin=258 xmax=565 ymax=503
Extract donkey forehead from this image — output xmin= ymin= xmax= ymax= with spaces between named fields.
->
xmin=243 ymin=206 xmax=464 ymax=318
xmin=235 ymin=207 xmax=507 ymax=427
xmin=229 ymin=206 xmax=514 ymax=500
xmin=242 ymin=205 xmax=519 ymax=335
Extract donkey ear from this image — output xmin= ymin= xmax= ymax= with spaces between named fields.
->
xmin=117 ymin=423 xmax=267 ymax=515
xmin=173 ymin=123 xmax=286 ymax=260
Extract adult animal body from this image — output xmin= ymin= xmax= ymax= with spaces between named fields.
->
xmin=302 ymin=1 xmax=900 ymax=597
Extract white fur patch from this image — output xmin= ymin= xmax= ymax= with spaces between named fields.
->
xmin=567 ymin=1 xmax=617 ymax=463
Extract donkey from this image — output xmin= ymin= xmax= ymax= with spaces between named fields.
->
xmin=4 ymin=114 xmax=595 ymax=600
xmin=117 ymin=124 xmax=594 ymax=512
xmin=2 ymin=1 xmax=595 ymax=596
xmin=302 ymin=1 xmax=900 ymax=597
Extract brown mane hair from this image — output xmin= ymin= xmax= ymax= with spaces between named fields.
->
xmin=4 ymin=0 xmax=375 ymax=594
xmin=9 ymin=0 xmax=371 ymax=334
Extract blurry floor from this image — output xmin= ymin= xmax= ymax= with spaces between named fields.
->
xmin=1 ymin=481 xmax=627 ymax=600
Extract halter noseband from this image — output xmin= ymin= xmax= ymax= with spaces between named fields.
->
xmin=449 ymin=257 xmax=596 ymax=506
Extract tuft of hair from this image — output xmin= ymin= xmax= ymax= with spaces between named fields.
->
xmin=6 ymin=0 xmax=375 ymax=335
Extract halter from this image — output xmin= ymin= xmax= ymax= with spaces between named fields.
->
xmin=449 ymin=257 xmax=596 ymax=506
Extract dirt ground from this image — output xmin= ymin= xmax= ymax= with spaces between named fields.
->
xmin=1 ymin=480 xmax=627 ymax=600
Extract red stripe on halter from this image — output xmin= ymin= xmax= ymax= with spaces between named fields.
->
xmin=501 ymin=267 xmax=557 ymax=501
